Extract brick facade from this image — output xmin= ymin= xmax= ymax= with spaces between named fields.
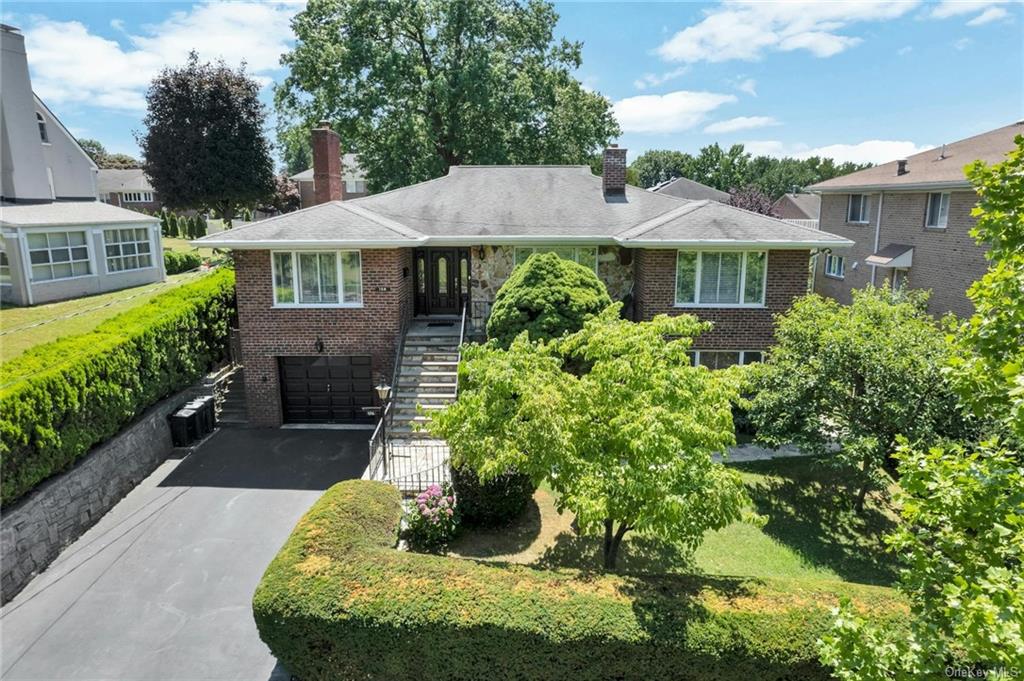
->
xmin=813 ymin=191 xmax=987 ymax=318
xmin=234 ymin=248 xmax=413 ymax=427
xmin=634 ymin=248 xmax=811 ymax=350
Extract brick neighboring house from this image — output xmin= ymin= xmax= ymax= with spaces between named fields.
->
xmin=97 ymin=168 xmax=162 ymax=212
xmin=197 ymin=123 xmax=850 ymax=427
xmin=290 ymin=152 xmax=368 ymax=208
xmin=809 ymin=122 xmax=1021 ymax=318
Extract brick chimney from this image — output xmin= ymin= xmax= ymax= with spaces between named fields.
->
xmin=602 ymin=145 xmax=627 ymax=195
xmin=896 ymin=159 xmax=909 ymax=176
xmin=311 ymin=121 xmax=343 ymax=204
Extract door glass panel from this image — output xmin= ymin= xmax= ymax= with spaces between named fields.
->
xmin=417 ymin=256 xmax=426 ymax=294
xmin=437 ymin=256 xmax=447 ymax=295
xmin=460 ymin=257 xmax=469 ymax=295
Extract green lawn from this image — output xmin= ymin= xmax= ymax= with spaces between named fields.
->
xmin=448 ymin=456 xmax=900 ymax=586
xmin=0 ymin=270 xmax=208 ymax=363
xmin=162 ymin=237 xmax=217 ymax=258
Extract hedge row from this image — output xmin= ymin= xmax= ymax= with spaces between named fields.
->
xmin=0 ymin=268 xmax=235 ymax=506
xmin=163 ymin=250 xmax=203 ymax=274
xmin=253 ymin=480 xmax=910 ymax=681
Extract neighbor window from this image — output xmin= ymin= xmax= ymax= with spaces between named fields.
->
xmin=104 ymin=228 xmax=153 ymax=272
xmin=674 ymin=251 xmax=767 ymax=306
xmin=847 ymin=194 xmax=869 ymax=223
xmin=691 ymin=350 xmax=762 ymax=369
xmin=823 ymin=253 xmax=845 ymax=279
xmin=36 ymin=112 xmax=49 ymax=143
xmin=27 ymin=231 xmax=91 ymax=281
xmin=925 ymin=192 xmax=950 ymax=229
xmin=0 ymin=248 xmax=10 ymax=286
xmin=514 ymin=246 xmax=598 ymax=273
xmin=345 ymin=179 xmax=367 ymax=194
xmin=272 ymin=250 xmax=362 ymax=306
xmin=122 ymin=192 xmax=154 ymax=203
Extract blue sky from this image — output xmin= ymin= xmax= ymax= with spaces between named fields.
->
xmin=5 ymin=1 xmax=1022 ymax=168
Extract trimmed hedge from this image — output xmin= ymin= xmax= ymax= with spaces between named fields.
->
xmin=0 ymin=268 xmax=235 ymax=506
xmin=253 ymin=480 xmax=910 ymax=681
xmin=163 ymin=250 xmax=203 ymax=274
xmin=450 ymin=462 xmax=536 ymax=527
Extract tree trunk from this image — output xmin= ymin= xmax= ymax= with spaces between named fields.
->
xmin=855 ymin=450 xmax=871 ymax=514
xmin=603 ymin=521 xmax=631 ymax=570
xmin=602 ymin=519 xmax=613 ymax=567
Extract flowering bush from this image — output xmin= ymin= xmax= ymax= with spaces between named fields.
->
xmin=404 ymin=483 xmax=459 ymax=551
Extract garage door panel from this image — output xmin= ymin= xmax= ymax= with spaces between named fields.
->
xmin=278 ymin=356 xmax=376 ymax=424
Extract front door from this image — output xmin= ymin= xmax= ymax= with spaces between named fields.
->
xmin=414 ymin=248 xmax=469 ymax=316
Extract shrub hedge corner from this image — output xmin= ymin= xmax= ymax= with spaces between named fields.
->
xmin=163 ymin=250 xmax=203 ymax=274
xmin=0 ymin=268 xmax=235 ymax=506
xmin=253 ymin=479 xmax=909 ymax=681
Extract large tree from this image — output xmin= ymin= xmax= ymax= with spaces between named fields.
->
xmin=77 ymin=138 xmax=141 ymax=169
xmin=138 ymin=52 xmax=275 ymax=224
xmin=749 ymin=286 xmax=971 ymax=512
xmin=431 ymin=307 xmax=748 ymax=569
xmin=275 ymin=0 xmax=620 ymax=191
xmin=631 ymin=149 xmax=695 ymax=189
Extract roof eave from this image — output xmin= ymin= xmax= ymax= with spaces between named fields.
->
xmin=190 ymin=237 xmax=428 ymax=249
xmin=614 ymin=237 xmax=855 ymax=249
xmin=810 ymin=180 xmax=973 ymax=194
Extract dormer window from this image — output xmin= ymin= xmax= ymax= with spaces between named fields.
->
xmin=36 ymin=112 xmax=49 ymax=143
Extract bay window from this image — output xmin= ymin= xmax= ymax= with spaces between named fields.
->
xmin=272 ymin=250 xmax=362 ymax=306
xmin=675 ymin=250 xmax=767 ymax=307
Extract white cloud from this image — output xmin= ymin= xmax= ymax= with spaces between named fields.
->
xmin=744 ymin=139 xmax=934 ymax=165
xmin=954 ymin=37 xmax=973 ymax=50
xmin=655 ymin=1 xmax=919 ymax=64
xmin=704 ymin=116 xmax=779 ymax=134
xmin=613 ymin=90 xmax=737 ymax=134
xmin=633 ymin=67 xmax=689 ymax=91
xmin=736 ymin=78 xmax=757 ymax=96
xmin=967 ymin=6 xmax=1010 ymax=25
xmin=930 ymin=0 xmax=1009 ymax=20
xmin=897 ymin=45 xmax=913 ymax=56
xmin=21 ymin=2 xmax=299 ymax=113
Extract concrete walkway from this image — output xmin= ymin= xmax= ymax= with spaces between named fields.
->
xmin=1 ymin=428 xmax=368 ymax=681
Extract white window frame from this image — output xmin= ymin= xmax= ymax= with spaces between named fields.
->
xmin=0 ymin=240 xmax=11 ymax=287
xmin=925 ymin=192 xmax=950 ymax=229
xmin=513 ymin=246 xmax=599 ymax=274
xmin=271 ymin=250 xmax=363 ymax=308
xmin=36 ymin=112 xmax=49 ymax=144
xmin=345 ymin=179 xmax=366 ymax=194
xmin=674 ymin=250 xmax=768 ymax=308
xmin=689 ymin=350 xmax=763 ymax=369
xmin=847 ymin=194 xmax=869 ymax=224
xmin=103 ymin=227 xmax=157 ymax=274
xmin=122 ymin=192 xmax=154 ymax=203
xmin=823 ymin=253 xmax=845 ymax=279
xmin=24 ymin=228 xmax=94 ymax=283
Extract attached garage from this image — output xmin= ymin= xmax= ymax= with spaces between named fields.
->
xmin=278 ymin=356 xmax=376 ymax=424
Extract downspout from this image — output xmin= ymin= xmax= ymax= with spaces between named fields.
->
xmin=870 ymin=192 xmax=884 ymax=287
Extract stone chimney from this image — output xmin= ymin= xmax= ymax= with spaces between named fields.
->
xmin=602 ymin=145 xmax=627 ymax=195
xmin=311 ymin=121 xmax=343 ymax=204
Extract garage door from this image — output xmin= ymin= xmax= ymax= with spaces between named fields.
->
xmin=278 ymin=356 xmax=376 ymax=424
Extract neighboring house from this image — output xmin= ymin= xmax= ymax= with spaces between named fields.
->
xmin=649 ymin=176 xmax=730 ymax=202
xmin=0 ymin=24 xmax=162 ymax=306
xmin=290 ymin=152 xmax=367 ymax=208
xmin=98 ymin=168 xmax=162 ymax=212
xmin=772 ymin=193 xmax=820 ymax=221
xmin=809 ymin=121 xmax=1021 ymax=318
xmin=197 ymin=123 xmax=850 ymax=428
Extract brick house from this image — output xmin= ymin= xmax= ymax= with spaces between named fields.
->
xmin=289 ymin=150 xmax=368 ymax=208
xmin=810 ymin=122 xmax=1021 ymax=318
xmin=197 ymin=123 xmax=850 ymax=427
xmin=97 ymin=168 xmax=163 ymax=213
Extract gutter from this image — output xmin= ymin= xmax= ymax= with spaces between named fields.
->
xmin=613 ymin=237 xmax=854 ymax=250
xmin=811 ymin=180 xmax=971 ymax=194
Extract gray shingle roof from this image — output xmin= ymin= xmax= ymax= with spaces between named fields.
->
xmin=0 ymin=200 xmax=158 ymax=227
xmin=617 ymin=200 xmax=850 ymax=247
xmin=810 ymin=122 xmax=1022 ymax=192
xmin=196 ymin=164 xmax=852 ymax=249
xmin=96 ymin=168 xmax=152 ymax=194
xmin=650 ymin=176 xmax=730 ymax=202
xmin=773 ymin=193 xmax=820 ymax=219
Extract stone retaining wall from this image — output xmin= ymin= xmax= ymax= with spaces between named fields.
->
xmin=0 ymin=383 xmax=211 ymax=604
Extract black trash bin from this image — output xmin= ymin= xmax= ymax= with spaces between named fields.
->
xmin=169 ymin=408 xmax=195 ymax=446
xmin=184 ymin=398 xmax=213 ymax=436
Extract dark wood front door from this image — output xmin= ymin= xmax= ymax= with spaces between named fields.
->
xmin=278 ymin=356 xmax=375 ymax=423
xmin=414 ymin=248 xmax=469 ymax=316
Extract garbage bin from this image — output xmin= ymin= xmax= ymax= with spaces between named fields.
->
xmin=169 ymin=408 xmax=195 ymax=446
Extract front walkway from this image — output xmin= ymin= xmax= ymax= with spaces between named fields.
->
xmin=0 ymin=428 xmax=368 ymax=681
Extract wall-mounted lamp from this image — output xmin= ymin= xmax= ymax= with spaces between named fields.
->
xmin=314 ymin=337 xmax=325 ymax=353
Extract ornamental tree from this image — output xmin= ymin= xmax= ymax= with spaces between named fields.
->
xmin=275 ymin=0 xmax=619 ymax=191
xmin=749 ymin=286 xmax=970 ymax=513
xmin=727 ymin=184 xmax=776 ymax=216
xmin=486 ymin=252 xmax=612 ymax=348
xmin=138 ymin=52 xmax=275 ymax=225
xmin=431 ymin=306 xmax=749 ymax=569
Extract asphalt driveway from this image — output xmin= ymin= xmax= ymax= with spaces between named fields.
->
xmin=1 ymin=428 xmax=369 ymax=681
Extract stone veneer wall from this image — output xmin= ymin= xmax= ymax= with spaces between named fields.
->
xmin=234 ymin=249 xmax=413 ymax=427
xmin=634 ymin=248 xmax=811 ymax=351
xmin=1 ymin=382 xmax=208 ymax=604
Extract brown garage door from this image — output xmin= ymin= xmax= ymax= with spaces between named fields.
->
xmin=278 ymin=356 xmax=376 ymax=424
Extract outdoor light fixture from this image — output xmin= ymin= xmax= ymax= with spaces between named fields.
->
xmin=375 ymin=383 xmax=392 ymax=402
xmin=314 ymin=337 xmax=325 ymax=353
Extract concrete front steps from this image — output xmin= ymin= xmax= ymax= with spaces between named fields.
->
xmin=392 ymin=332 xmax=460 ymax=439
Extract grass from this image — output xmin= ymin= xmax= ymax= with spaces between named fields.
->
xmin=448 ymin=455 xmax=900 ymax=586
xmin=162 ymin=237 xmax=216 ymax=258
xmin=0 ymin=269 xmax=210 ymax=363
